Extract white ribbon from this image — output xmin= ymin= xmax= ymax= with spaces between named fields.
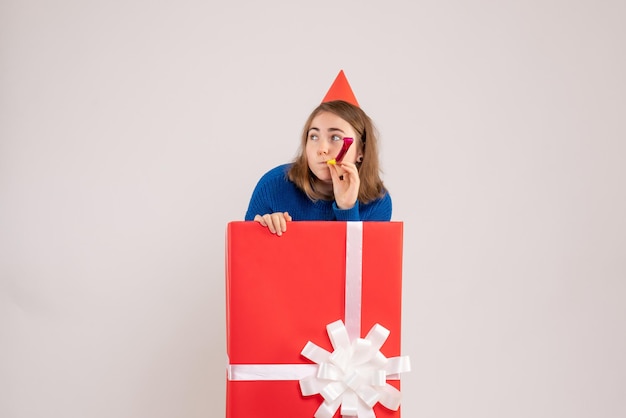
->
xmin=228 ymin=364 xmax=318 ymax=381
xmin=228 ymin=222 xmax=411 ymax=417
xmin=299 ymin=320 xmax=411 ymax=418
xmin=344 ymin=222 xmax=363 ymax=341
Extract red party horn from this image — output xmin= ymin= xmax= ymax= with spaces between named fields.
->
xmin=326 ymin=137 xmax=354 ymax=165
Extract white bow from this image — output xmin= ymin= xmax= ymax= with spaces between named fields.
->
xmin=299 ymin=320 xmax=411 ymax=417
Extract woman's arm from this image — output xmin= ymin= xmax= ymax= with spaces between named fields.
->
xmin=334 ymin=192 xmax=392 ymax=221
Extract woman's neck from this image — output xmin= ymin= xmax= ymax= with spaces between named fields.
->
xmin=313 ymin=180 xmax=334 ymax=200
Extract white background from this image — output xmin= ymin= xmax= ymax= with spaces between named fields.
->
xmin=1 ymin=1 xmax=625 ymax=417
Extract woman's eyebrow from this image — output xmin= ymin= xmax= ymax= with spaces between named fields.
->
xmin=307 ymin=127 xmax=345 ymax=134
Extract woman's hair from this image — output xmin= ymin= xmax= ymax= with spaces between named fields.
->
xmin=288 ymin=100 xmax=387 ymax=203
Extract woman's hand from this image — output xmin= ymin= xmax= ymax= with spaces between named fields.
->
xmin=328 ymin=162 xmax=360 ymax=210
xmin=253 ymin=212 xmax=293 ymax=236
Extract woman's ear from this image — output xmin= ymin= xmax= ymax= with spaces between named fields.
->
xmin=356 ymin=154 xmax=363 ymax=163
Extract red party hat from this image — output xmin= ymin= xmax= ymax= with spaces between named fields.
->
xmin=321 ymin=70 xmax=360 ymax=107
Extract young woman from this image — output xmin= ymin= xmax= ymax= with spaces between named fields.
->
xmin=245 ymin=71 xmax=391 ymax=235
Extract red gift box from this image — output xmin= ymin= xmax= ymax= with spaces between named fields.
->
xmin=225 ymin=221 xmax=407 ymax=417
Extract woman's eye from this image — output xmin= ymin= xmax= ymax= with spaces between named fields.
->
xmin=331 ymin=135 xmax=342 ymax=141
xmin=309 ymin=134 xmax=318 ymax=141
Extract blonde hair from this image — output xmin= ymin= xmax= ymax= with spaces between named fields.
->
xmin=288 ymin=100 xmax=387 ymax=203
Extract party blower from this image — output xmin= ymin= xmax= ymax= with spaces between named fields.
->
xmin=326 ymin=137 xmax=354 ymax=165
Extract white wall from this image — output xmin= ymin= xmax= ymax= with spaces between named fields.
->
xmin=1 ymin=1 xmax=625 ymax=417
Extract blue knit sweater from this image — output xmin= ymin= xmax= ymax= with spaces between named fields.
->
xmin=244 ymin=164 xmax=392 ymax=221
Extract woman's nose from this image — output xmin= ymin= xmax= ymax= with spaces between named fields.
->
xmin=317 ymin=141 xmax=329 ymax=155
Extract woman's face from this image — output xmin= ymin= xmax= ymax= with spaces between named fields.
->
xmin=305 ymin=111 xmax=360 ymax=182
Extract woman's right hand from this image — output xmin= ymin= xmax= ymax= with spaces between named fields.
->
xmin=253 ymin=212 xmax=292 ymax=236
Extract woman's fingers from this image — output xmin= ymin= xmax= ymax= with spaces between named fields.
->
xmin=273 ymin=213 xmax=286 ymax=236
xmin=339 ymin=162 xmax=359 ymax=179
xmin=254 ymin=212 xmax=291 ymax=236
xmin=264 ymin=214 xmax=278 ymax=234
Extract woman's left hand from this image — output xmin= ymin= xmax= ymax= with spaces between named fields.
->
xmin=329 ymin=162 xmax=360 ymax=209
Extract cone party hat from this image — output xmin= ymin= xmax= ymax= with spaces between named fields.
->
xmin=321 ymin=70 xmax=360 ymax=107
